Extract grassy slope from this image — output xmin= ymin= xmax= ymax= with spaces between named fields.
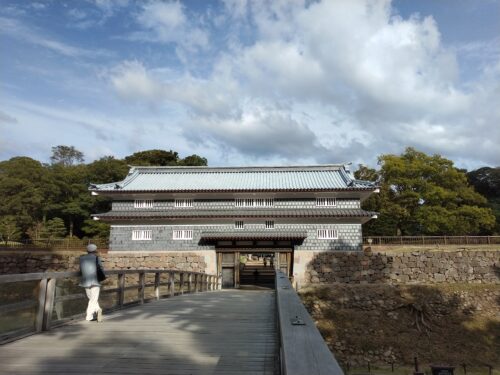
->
xmin=300 ymin=283 xmax=500 ymax=368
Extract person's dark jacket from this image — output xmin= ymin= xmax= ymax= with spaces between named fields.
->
xmin=79 ymin=253 xmax=103 ymax=287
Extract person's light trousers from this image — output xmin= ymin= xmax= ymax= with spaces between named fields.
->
xmin=85 ymin=286 xmax=101 ymax=320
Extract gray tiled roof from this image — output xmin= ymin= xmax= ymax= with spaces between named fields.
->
xmin=93 ymin=208 xmax=377 ymax=220
xmin=89 ymin=165 xmax=377 ymax=192
xmin=200 ymin=231 xmax=308 ymax=240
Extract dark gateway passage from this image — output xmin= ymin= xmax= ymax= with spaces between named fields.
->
xmin=217 ymin=250 xmax=293 ymax=289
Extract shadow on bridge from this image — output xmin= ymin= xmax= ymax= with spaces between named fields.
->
xmin=0 ymin=290 xmax=277 ymax=375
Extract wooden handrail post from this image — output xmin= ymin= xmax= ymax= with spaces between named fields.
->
xmin=138 ymin=272 xmax=145 ymax=304
xmin=35 ymin=278 xmax=48 ymax=332
xmin=118 ymin=273 xmax=125 ymax=307
xmin=488 ymin=236 xmax=491 ymax=245
xmin=154 ymin=272 xmax=160 ymax=301
xmin=42 ymin=278 xmax=56 ymax=331
xmin=179 ymin=273 xmax=184 ymax=295
xmin=188 ymin=273 xmax=193 ymax=293
xmin=169 ymin=272 xmax=175 ymax=297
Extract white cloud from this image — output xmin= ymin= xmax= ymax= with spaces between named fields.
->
xmin=133 ymin=1 xmax=209 ymax=52
xmin=0 ymin=110 xmax=17 ymax=124
xmin=107 ymin=0 xmax=500 ymax=167
xmin=110 ymin=61 xmax=163 ymax=102
xmin=93 ymin=0 xmax=129 ymax=18
xmin=0 ymin=16 xmax=110 ymax=58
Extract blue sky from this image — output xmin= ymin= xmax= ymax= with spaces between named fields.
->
xmin=1 ymin=0 xmax=499 ymax=169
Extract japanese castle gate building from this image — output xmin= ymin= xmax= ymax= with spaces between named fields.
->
xmin=90 ymin=165 xmax=378 ymax=287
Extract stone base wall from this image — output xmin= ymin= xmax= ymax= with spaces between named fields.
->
xmin=0 ymin=251 xmax=213 ymax=274
xmin=294 ymin=249 xmax=500 ymax=287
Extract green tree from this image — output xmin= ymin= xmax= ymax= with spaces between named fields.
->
xmin=179 ymin=154 xmax=208 ymax=166
xmin=0 ymin=216 xmax=22 ymax=243
xmin=81 ymin=219 xmax=110 ymax=239
xmin=0 ymin=157 xmax=50 ymax=235
xmin=87 ymin=156 xmax=129 ymax=183
xmin=124 ymin=149 xmax=179 ymax=166
xmin=354 ymin=165 xmax=379 ymax=182
xmin=42 ymin=217 xmax=67 ymax=239
xmin=49 ymin=164 xmax=93 ymax=238
xmin=468 ymin=167 xmax=500 ymax=234
xmin=50 ymin=145 xmax=84 ymax=166
xmin=360 ymin=148 xmax=496 ymax=236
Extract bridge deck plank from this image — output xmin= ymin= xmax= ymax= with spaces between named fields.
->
xmin=0 ymin=290 xmax=277 ymax=375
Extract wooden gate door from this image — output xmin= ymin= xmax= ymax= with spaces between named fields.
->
xmin=221 ymin=267 xmax=234 ymax=288
xmin=218 ymin=252 xmax=239 ymax=288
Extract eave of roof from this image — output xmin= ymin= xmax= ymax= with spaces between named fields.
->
xmin=91 ymin=187 xmax=376 ymax=193
xmin=93 ymin=208 xmax=378 ymax=220
xmin=200 ymin=230 xmax=308 ymax=240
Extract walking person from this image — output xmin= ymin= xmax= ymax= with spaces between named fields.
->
xmin=79 ymin=244 xmax=105 ymax=322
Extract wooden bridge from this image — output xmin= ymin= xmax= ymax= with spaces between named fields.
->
xmin=0 ymin=269 xmax=343 ymax=375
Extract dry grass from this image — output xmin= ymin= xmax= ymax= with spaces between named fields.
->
xmin=300 ymin=283 xmax=500 ymax=369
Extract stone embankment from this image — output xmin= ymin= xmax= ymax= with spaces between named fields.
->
xmin=304 ymin=249 xmax=499 ymax=285
xmin=0 ymin=251 xmax=207 ymax=274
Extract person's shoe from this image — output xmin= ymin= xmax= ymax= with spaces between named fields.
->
xmin=96 ymin=309 xmax=103 ymax=322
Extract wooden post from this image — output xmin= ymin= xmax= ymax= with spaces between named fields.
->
xmin=154 ymin=272 xmax=160 ymax=300
xmin=118 ymin=273 xmax=125 ymax=307
xmin=487 ymin=236 xmax=491 ymax=245
xmin=35 ymin=278 xmax=48 ymax=332
xmin=169 ymin=272 xmax=175 ymax=297
xmin=179 ymin=273 xmax=184 ymax=295
xmin=465 ymin=235 xmax=469 ymax=245
xmin=234 ymin=251 xmax=240 ymax=288
xmin=194 ymin=274 xmax=198 ymax=293
xmin=42 ymin=278 xmax=56 ymax=331
xmin=138 ymin=272 xmax=145 ymax=304
xmin=444 ymin=236 xmax=447 ymax=245
xmin=188 ymin=273 xmax=193 ymax=293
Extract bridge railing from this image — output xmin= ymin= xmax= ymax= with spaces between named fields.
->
xmin=363 ymin=235 xmax=500 ymax=246
xmin=275 ymin=271 xmax=344 ymax=375
xmin=0 ymin=238 xmax=109 ymax=251
xmin=0 ymin=269 xmax=219 ymax=344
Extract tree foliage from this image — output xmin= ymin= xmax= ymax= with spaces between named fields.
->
xmin=42 ymin=218 xmax=67 ymax=239
xmin=0 ymin=146 xmax=210 ymax=241
xmin=467 ymin=167 xmax=500 ymax=233
xmin=50 ymin=145 xmax=84 ymax=166
xmin=124 ymin=149 xmax=179 ymax=166
xmin=359 ymin=148 xmax=496 ymax=236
